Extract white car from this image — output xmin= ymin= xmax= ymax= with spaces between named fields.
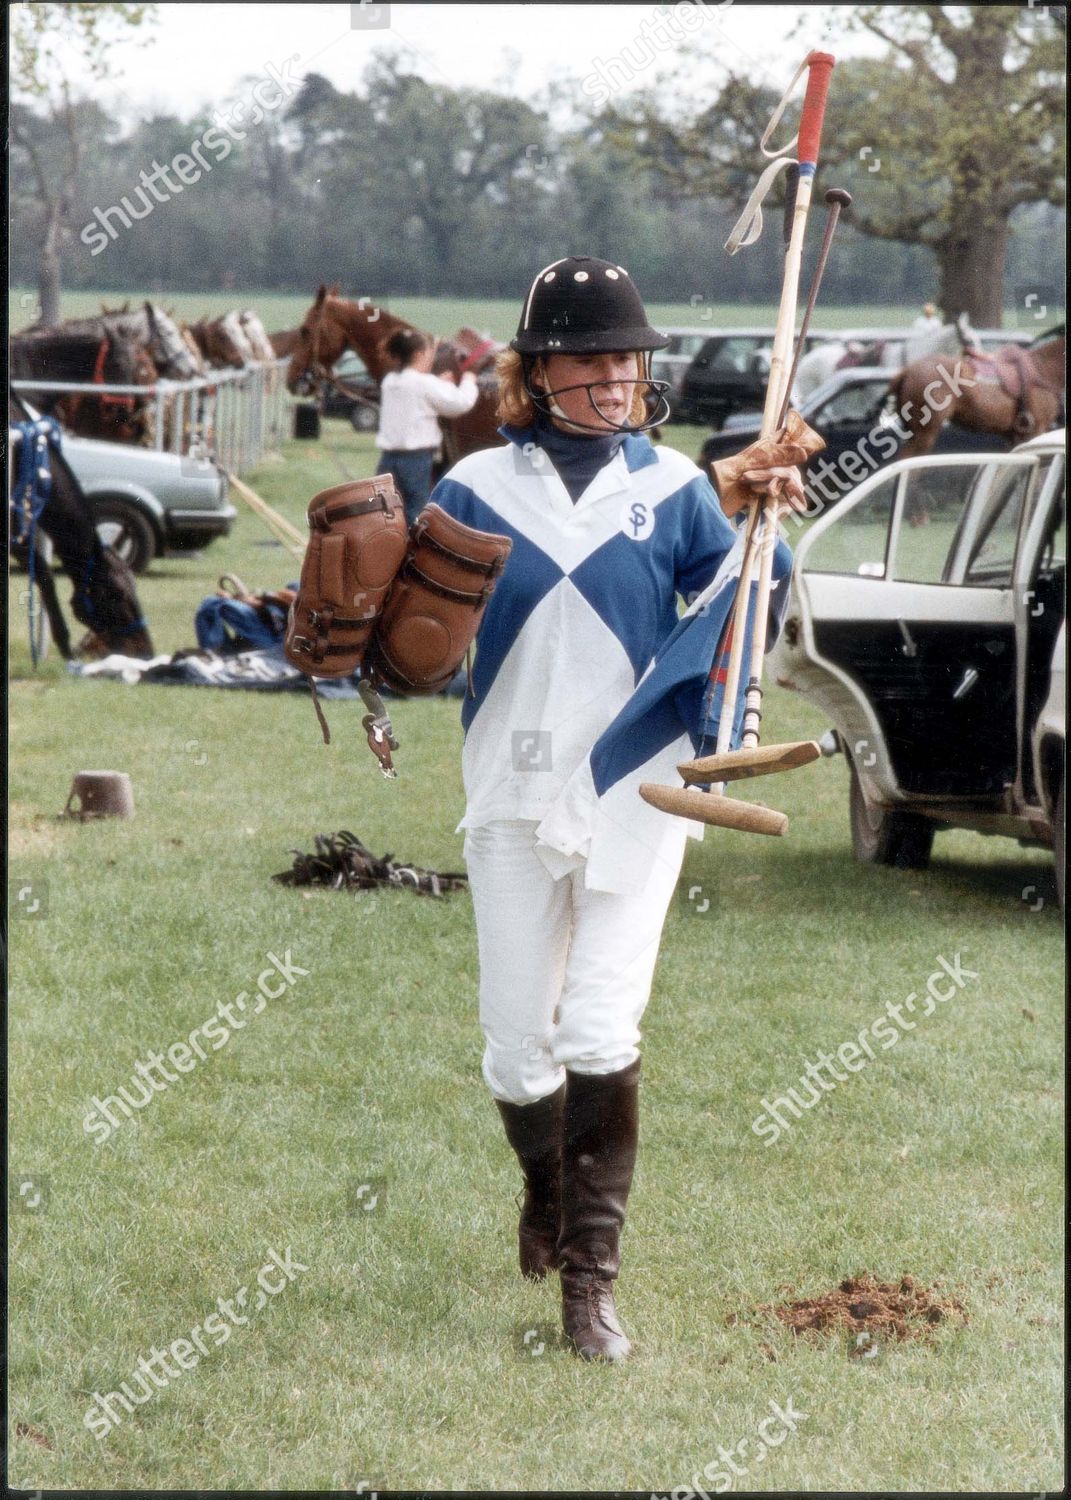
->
xmin=18 ymin=399 xmax=234 ymax=573
xmin=769 ymin=429 xmax=1066 ymax=902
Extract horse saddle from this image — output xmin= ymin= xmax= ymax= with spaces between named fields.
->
xmin=970 ymin=344 xmax=1059 ymax=401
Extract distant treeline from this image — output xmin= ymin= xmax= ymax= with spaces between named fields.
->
xmin=9 ymin=56 xmax=1063 ymax=307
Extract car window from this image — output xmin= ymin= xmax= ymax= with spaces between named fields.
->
xmin=890 ymin=462 xmax=1034 ymax=586
xmin=962 ymin=467 xmax=1032 ymax=587
xmin=814 ymin=381 xmax=889 ymax=427
xmin=669 ymin=335 xmax=707 ymax=358
xmin=702 ymin=336 xmax=764 ymax=373
xmin=804 ymin=474 xmax=896 ymax=577
xmin=891 ymin=467 xmax=980 ymax=584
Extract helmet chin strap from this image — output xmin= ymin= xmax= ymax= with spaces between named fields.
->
xmin=523 ymin=353 xmax=670 ymax=436
xmin=546 ymin=393 xmax=588 ymax=431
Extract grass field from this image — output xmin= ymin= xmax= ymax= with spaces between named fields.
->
xmin=8 ymin=413 xmax=1064 ymax=1491
xmin=13 ymin=286 xmax=1038 ymax=342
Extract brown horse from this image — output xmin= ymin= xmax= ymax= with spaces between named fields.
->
xmin=891 ymin=325 xmax=1065 ymax=460
xmin=188 ymin=312 xmax=255 ymax=368
xmin=268 ymin=327 xmax=302 ymax=357
xmin=285 ymin=284 xmax=502 ymax=461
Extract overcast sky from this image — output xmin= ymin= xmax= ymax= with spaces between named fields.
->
xmin=33 ymin=3 xmax=881 ymax=124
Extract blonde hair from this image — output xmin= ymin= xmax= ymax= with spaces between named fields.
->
xmin=495 ymin=348 xmax=649 ymax=427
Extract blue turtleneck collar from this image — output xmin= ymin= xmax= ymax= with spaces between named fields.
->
xmin=501 ymin=412 xmax=626 ymax=503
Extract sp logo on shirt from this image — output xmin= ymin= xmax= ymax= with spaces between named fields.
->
xmin=621 ymin=499 xmax=653 ymax=541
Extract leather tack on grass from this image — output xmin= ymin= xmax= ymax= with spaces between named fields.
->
xmin=747 ymin=1272 xmax=968 ymax=1344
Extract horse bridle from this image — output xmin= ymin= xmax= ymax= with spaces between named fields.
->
xmin=303 ymin=300 xmax=494 ymax=403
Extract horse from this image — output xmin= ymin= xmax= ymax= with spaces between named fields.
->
xmin=10 ymin=323 xmax=155 ymax=444
xmin=890 ymin=324 xmax=1065 ymax=461
xmin=9 ymin=392 xmax=155 ymax=661
xmin=188 ymin=312 xmax=255 ymax=368
xmin=180 ymin=325 xmax=205 ymax=369
xmin=238 ymin=310 xmax=276 ymax=361
xmin=101 ymin=302 xmax=203 ymax=380
xmin=285 ymin=284 xmax=502 ymax=462
xmin=268 ymin=327 xmax=302 ymax=357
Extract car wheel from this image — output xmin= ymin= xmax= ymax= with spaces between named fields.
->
xmin=93 ymin=499 xmax=157 ymax=574
xmin=1054 ymin=778 xmax=1065 ymax=912
xmin=349 ymin=402 xmax=378 ymax=433
xmin=849 ymin=759 xmax=935 ymax=869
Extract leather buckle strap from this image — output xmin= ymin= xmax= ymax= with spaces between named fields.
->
xmin=310 ymin=489 xmax=393 ymax=529
xmin=307 ymin=606 xmax=378 ymax=630
xmin=400 ymin=556 xmax=493 ymax=605
xmin=413 ymin=522 xmax=507 ymax=577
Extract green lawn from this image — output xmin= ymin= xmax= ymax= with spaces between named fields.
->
xmin=13 ymin=286 xmax=1041 ymax=342
xmin=8 ymin=417 xmax=1064 ymax=1492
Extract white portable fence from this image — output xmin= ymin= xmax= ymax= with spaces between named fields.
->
xmin=11 ymin=357 xmax=292 ymax=476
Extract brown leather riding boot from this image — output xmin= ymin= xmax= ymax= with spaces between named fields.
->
xmin=495 ymin=1084 xmax=565 ymax=1280
xmin=558 ymin=1057 xmax=640 ymax=1363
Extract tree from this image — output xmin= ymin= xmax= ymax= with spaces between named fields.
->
xmin=11 ymin=2 xmax=156 ymax=324
xmin=601 ymin=5 xmax=1064 ymax=324
xmin=361 ymin=57 xmax=551 ymax=291
xmin=825 ymin=6 xmax=1065 ymax=323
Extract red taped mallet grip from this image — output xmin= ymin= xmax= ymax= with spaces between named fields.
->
xmin=797 ymin=51 xmax=835 ymax=166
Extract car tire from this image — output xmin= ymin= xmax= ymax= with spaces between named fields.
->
xmin=849 ymin=759 xmax=935 ymax=869
xmin=1054 ymin=778 xmax=1065 ymax=912
xmin=349 ymin=403 xmax=378 ymax=433
xmin=92 ymin=499 xmax=158 ymax=574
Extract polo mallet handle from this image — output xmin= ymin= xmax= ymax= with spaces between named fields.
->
xmin=739 ymin=52 xmax=835 ymax=751
xmin=777 ymin=187 xmax=853 ymax=430
xmin=713 ymin=53 xmax=835 ymax=762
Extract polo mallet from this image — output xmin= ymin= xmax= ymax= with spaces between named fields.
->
xmin=640 ymin=51 xmax=836 ymax=836
xmin=679 ymin=183 xmax=852 ymax=792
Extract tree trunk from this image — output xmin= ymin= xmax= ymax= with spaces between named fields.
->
xmin=936 ymin=217 xmax=1008 ymax=327
xmin=39 ymin=200 xmax=63 ymax=327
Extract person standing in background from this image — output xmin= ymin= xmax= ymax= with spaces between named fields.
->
xmin=375 ymin=329 xmax=480 ymax=524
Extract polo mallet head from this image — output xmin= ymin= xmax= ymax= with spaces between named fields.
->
xmin=678 ymin=739 xmax=822 ymax=785
xmin=639 ymin=781 xmax=788 ymax=836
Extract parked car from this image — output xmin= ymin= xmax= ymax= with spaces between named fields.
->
xmin=19 ymin=399 xmax=235 ymax=574
xmin=321 ymin=351 xmax=380 ymax=431
xmin=650 ymin=328 xmax=719 ymax=417
xmin=678 ymin=326 xmax=1038 ymax=429
xmin=675 ymin=327 xmax=845 ymax=427
xmin=768 ymin=429 xmax=1066 ymax=901
xmin=701 ymin=368 xmax=1007 ymax=503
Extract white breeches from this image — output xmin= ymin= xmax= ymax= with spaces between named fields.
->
xmin=462 ymin=818 xmax=685 ymax=1104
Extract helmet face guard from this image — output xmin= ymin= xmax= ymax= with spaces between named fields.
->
xmin=522 ymin=353 xmax=671 ymax=435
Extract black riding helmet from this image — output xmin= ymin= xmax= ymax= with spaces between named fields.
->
xmin=511 ymin=256 xmax=671 ymax=433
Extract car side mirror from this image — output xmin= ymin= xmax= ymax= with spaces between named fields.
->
xmin=857 ymin=561 xmax=885 ymax=578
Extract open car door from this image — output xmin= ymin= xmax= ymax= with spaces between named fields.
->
xmin=780 ymin=453 xmax=1043 ymax=807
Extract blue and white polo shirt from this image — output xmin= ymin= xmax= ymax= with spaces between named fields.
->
xmin=431 ymin=423 xmax=790 ymax=891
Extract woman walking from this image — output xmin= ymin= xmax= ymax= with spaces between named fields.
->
xmin=429 ymin=257 xmax=805 ymax=1361
xmin=375 ymin=328 xmax=480 ymax=524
